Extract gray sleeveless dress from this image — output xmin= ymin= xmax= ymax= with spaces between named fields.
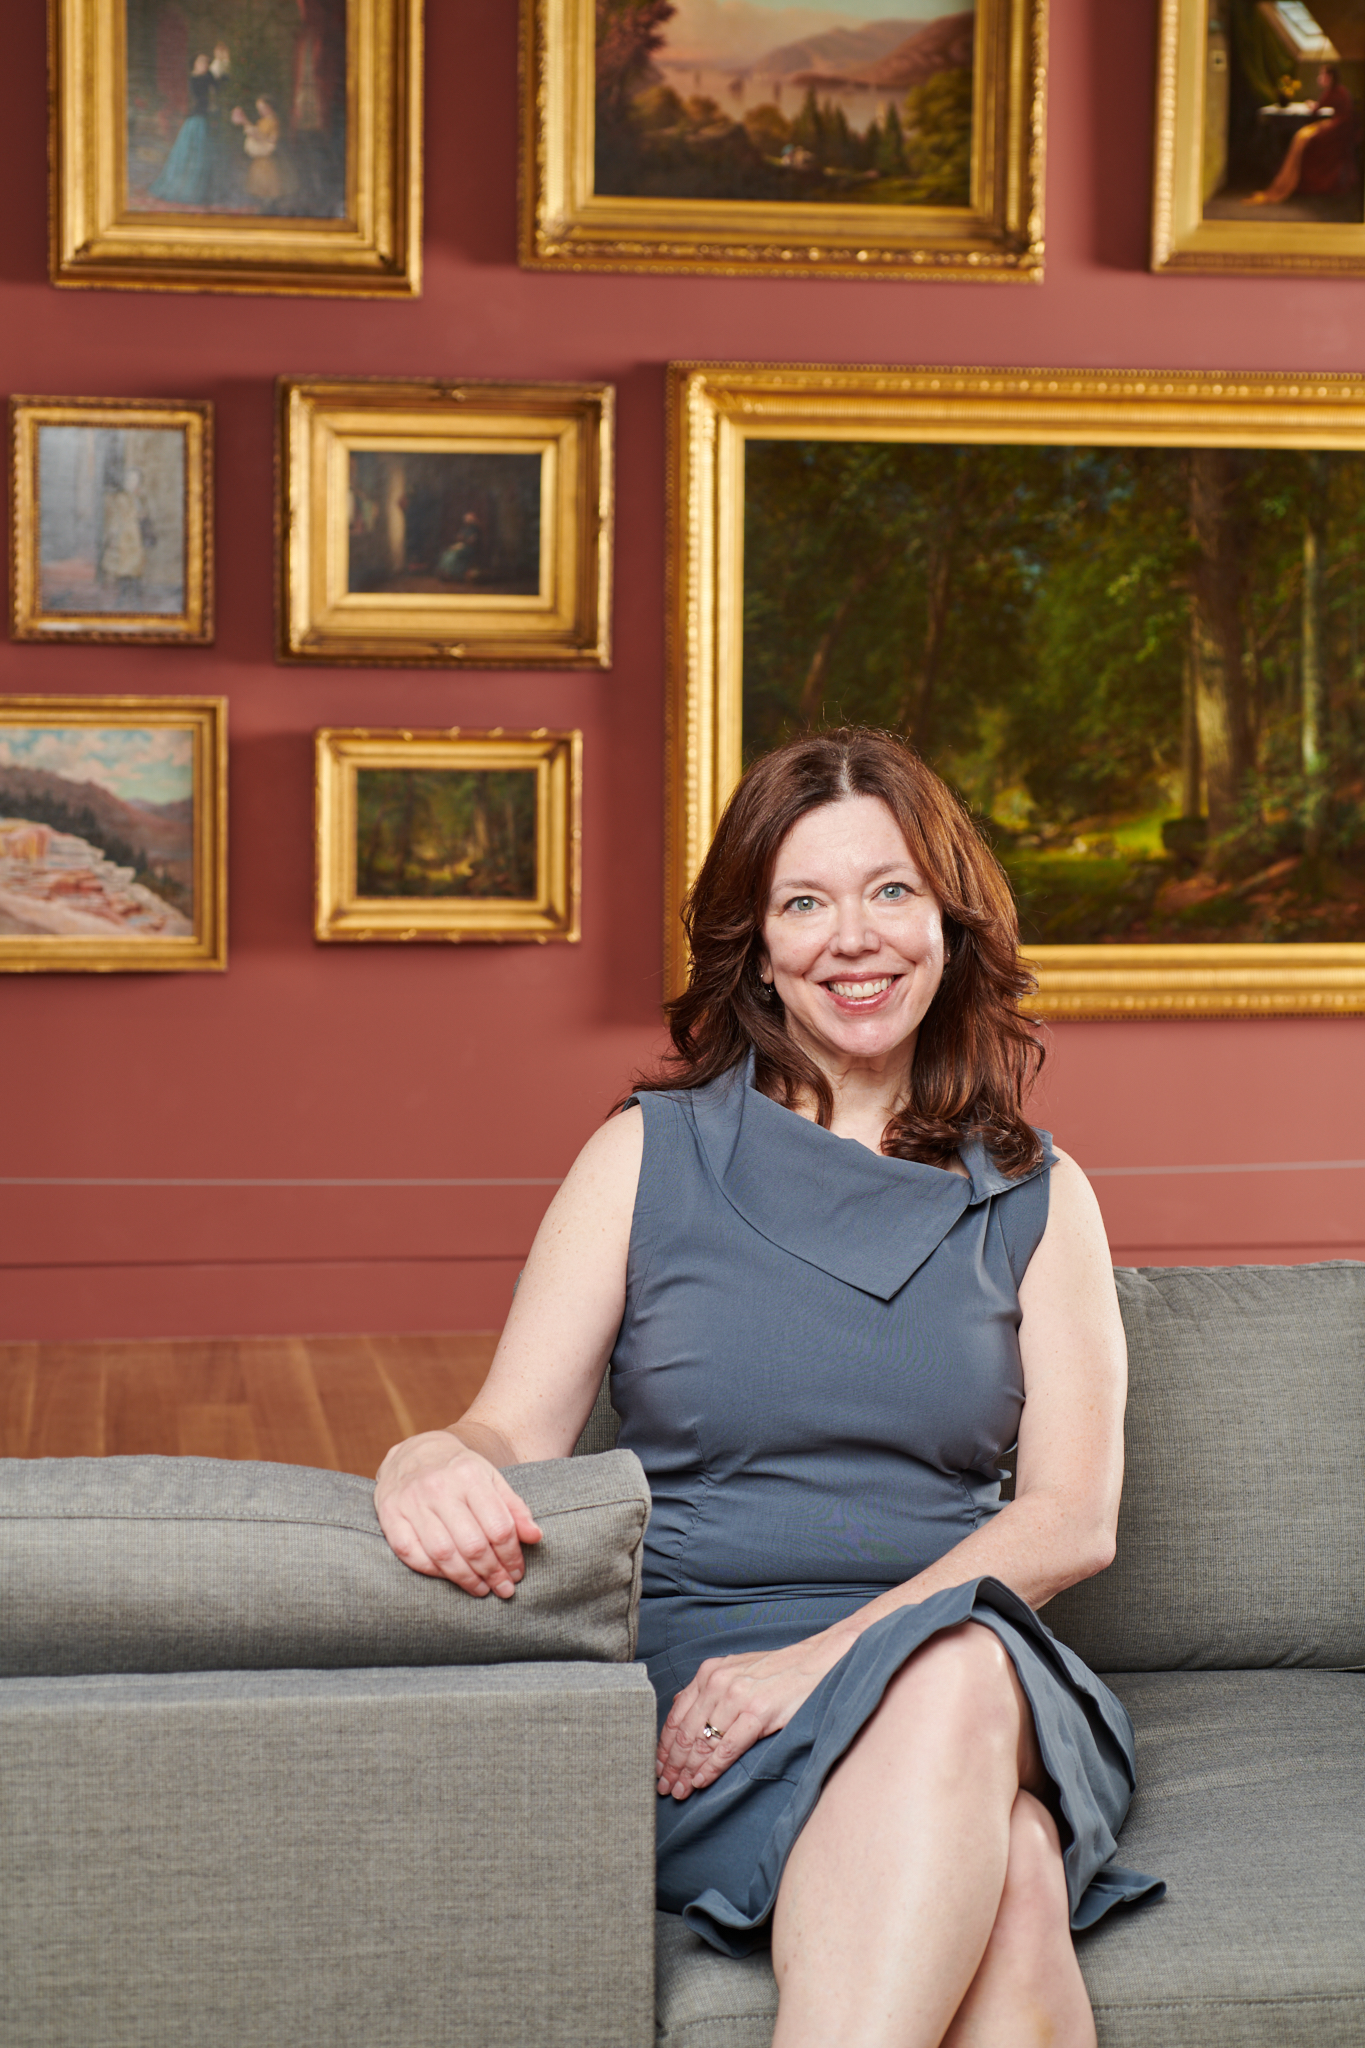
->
xmin=612 ymin=1055 xmax=1162 ymax=1957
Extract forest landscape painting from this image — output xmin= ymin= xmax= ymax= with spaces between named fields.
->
xmin=355 ymin=769 xmax=539 ymax=901
xmin=743 ymin=440 xmax=1365 ymax=946
xmin=0 ymin=725 xmax=195 ymax=941
xmin=596 ymin=0 xmax=975 ymax=205
xmin=124 ymin=0 xmax=347 ymax=218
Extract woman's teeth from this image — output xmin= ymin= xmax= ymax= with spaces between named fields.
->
xmin=828 ymin=977 xmax=894 ymax=1000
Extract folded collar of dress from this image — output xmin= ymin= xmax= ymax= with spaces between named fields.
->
xmin=688 ymin=1051 xmax=1054 ymax=1301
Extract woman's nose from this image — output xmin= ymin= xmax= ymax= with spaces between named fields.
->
xmin=829 ymin=906 xmax=875 ymax=954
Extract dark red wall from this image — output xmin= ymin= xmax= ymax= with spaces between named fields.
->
xmin=2 ymin=0 xmax=1362 ymax=1343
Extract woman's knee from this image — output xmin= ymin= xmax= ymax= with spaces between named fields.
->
xmin=996 ymin=1790 xmax=1070 ymax=1937
xmin=872 ymin=1624 xmax=1023 ymax=1759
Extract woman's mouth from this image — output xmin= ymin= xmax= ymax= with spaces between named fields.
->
xmin=822 ymin=975 xmax=899 ymax=1009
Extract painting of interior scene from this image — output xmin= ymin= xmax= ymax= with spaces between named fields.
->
xmin=595 ymin=0 xmax=974 ymax=204
xmin=355 ymin=769 xmax=539 ymax=900
xmin=38 ymin=425 xmax=186 ymax=618
xmin=1202 ymin=3 xmax=1365 ymax=223
xmin=346 ymin=451 xmax=543 ymax=599
xmin=0 ymin=727 xmax=195 ymax=938
xmin=742 ymin=439 xmax=1365 ymax=944
xmin=124 ymin=0 xmax=347 ymax=218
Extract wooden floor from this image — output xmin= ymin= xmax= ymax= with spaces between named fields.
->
xmin=0 ymin=1332 xmax=499 ymax=1478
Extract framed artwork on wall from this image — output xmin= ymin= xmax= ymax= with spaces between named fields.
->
xmin=314 ymin=727 xmax=582 ymax=944
xmin=1153 ymin=0 xmax=1365 ymax=276
xmin=9 ymin=397 xmax=213 ymax=645
xmin=49 ymin=0 xmax=422 ymax=297
xmin=521 ymin=0 xmax=1045 ymax=280
xmin=279 ymin=379 xmax=614 ymax=668
xmin=668 ymin=361 xmax=1365 ymax=1016
xmin=0 ymin=696 xmax=227 ymax=972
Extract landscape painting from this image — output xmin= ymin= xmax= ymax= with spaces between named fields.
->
xmin=0 ymin=724 xmax=196 ymax=942
xmin=1200 ymin=2 xmax=1364 ymax=226
xmin=742 ymin=438 xmax=1365 ymax=947
xmin=347 ymin=451 xmax=543 ymax=599
xmin=37 ymin=423 xmax=186 ymax=618
xmin=596 ymin=0 xmax=975 ymax=204
xmin=124 ymin=0 xmax=348 ymax=218
xmin=355 ymin=768 xmax=539 ymax=899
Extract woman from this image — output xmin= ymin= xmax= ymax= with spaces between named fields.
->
xmin=1252 ymin=63 xmax=1359 ymax=206
xmin=150 ymin=54 xmax=212 ymax=207
xmin=376 ymin=729 xmax=1161 ymax=2047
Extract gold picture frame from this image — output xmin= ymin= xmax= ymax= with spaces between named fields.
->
xmin=521 ymin=0 xmax=1046 ymax=281
xmin=315 ymin=726 xmax=582 ymax=944
xmin=0 ymin=695 xmax=227 ymax=973
xmin=279 ymin=379 xmax=614 ymax=668
xmin=668 ymin=360 xmax=1365 ymax=1017
xmin=1153 ymin=0 xmax=1365 ymax=276
xmin=50 ymin=0 xmax=422 ymax=298
xmin=10 ymin=396 xmax=213 ymax=645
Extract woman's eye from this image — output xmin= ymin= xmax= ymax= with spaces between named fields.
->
xmin=879 ymin=883 xmax=909 ymax=901
xmin=787 ymin=895 xmax=817 ymax=913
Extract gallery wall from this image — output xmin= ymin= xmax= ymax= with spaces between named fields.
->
xmin=2 ymin=0 xmax=1362 ymax=1344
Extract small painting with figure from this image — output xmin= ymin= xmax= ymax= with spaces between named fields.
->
xmin=0 ymin=723 xmax=196 ymax=941
xmin=346 ymin=451 xmax=544 ymax=599
xmin=595 ymin=0 xmax=975 ymax=206
xmin=37 ymin=423 xmax=186 ymax=618
xmin=124 ymin=0 xmax=348 ymax=219
xmin=743 ymin=438 xmax=1365 ymax=947
xmin=355 ymin=768 xmax=540 ymax=900
xmin=1201 ymin=2 xmax=1365 ymax=225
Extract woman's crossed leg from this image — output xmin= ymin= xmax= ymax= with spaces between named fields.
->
xmin=770 ymin=1622 xmax=1095 ymax=2048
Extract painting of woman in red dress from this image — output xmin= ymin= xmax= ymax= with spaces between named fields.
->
xmin=1252 ymin=63 xmax=1360 ymax=203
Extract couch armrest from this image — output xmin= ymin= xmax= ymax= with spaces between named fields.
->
xmin=1 ymin=1660 xmax=656 ymax=2048
xmin=0 ymin=1449 xmax=651 ymax=1675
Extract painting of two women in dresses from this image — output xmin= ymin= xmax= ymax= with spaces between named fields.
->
xmin=743 ymin=439 xmax=1365 ymax=947
xmin=125 ymin=0 xmax=346 ymax=218
xmin=1202 ymin=3 xmax=1365 ymax=223
xmin=38 ymin=425 xmax=186 ymax=619
xmin=346 ymin=452 xmax=544 ymax=600
xmin=596 ymin=0 xmax=974 ymax=206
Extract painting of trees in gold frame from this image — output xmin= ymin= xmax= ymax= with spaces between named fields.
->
xmin=668 ymin=363 xmax=1365 ymax=1015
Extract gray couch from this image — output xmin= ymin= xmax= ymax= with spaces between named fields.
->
xmin=3 ymin=1262 xmax=1363 ymax=2047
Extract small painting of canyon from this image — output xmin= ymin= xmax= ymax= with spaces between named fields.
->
xmin=596 ymin=0 xmax=975 ymax=205
xmin=0 ymin=725 xmax=195 ymax=940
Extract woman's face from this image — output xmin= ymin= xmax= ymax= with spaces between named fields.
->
xmin=758 ymin=794 xmax=946 ymax=1076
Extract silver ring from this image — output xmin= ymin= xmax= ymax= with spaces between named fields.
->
xmin=703 ymin=1723 xmax=724 ymax=1742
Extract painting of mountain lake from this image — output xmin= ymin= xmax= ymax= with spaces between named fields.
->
xmin=355 ymin=769 xmax=539 ymax=899
xmin=38 ymin=424 xmax=186 ymax=617
xmin=596 ymin=0 xmax=974 ymax=204
xmin=347 ymin=451 xmax=543 ymax=598
xmin=743 ymin=440 xmax=1365 ymax=944
xmin=0 ymin=725 xmax=195 ymax=940
xmin=124 ymin=0 xmax=347 ymax=219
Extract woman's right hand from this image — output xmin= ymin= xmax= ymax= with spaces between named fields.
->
xmin=375 ymin=1431 xmax=543 ymax=1598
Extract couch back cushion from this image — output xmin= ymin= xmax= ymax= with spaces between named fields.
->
xmin=0 ymin=1448 xmax=650 ymax=1676
xmin=1044 ymin=1262 xmax=1365 ymax=1671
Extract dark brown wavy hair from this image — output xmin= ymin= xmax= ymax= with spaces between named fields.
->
xmin=635 ymin=728 xmax=1045 ymax=1176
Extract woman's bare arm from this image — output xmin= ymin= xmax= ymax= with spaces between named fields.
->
xmin=374 ymin=1105 xmax=643 ymax=1594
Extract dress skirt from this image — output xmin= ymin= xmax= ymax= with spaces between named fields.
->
xmin=645 ymin=1575 xmax=1163 ymax=1957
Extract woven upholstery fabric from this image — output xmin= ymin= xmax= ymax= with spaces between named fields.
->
xmin=1045 ymin=1263 xmax=1365 ymax=1671
xmin=575 ymin=1372 xmax=622 ymax=1456
xmin=1 ymin=1662 xmax=657 ymax=2048
xmin=653 ymin=1670 xmax=1365 ymax=2048
xmin=0 ymin=1449 xmax=649 ymax=1675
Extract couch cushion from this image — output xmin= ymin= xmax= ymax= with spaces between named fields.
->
xmin=653 ymin=1670 xmax=1365 ymax=2048
xmin=0 ymin=1449 xmax=648 ymax=1675
xmin=1045 ymin=1263 xmax=1365 ymax=1671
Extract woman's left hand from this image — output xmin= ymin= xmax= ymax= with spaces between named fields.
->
xmin=656 ymin=1629 xmax=851 ymax=1800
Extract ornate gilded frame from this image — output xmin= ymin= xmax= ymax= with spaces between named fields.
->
xmin=9 ymin=396 xmax=213 ymax=646
xmin=0 ymin=695 xmax=227 ymax=973
xmin=1153 ymin=0 xmax=1365 ymax=276
xmin=315 ymin=726 xmax=582 ymax=944
xmin=521 ymin=0 xmax=1046 ymax=281
xmin=668 ymin=361 xmax=1365 ymax=1017
xmin=279 ymin=379 xmax=614 ymax=668
xmin=49 ymin=0 xmax=422 ymax=297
